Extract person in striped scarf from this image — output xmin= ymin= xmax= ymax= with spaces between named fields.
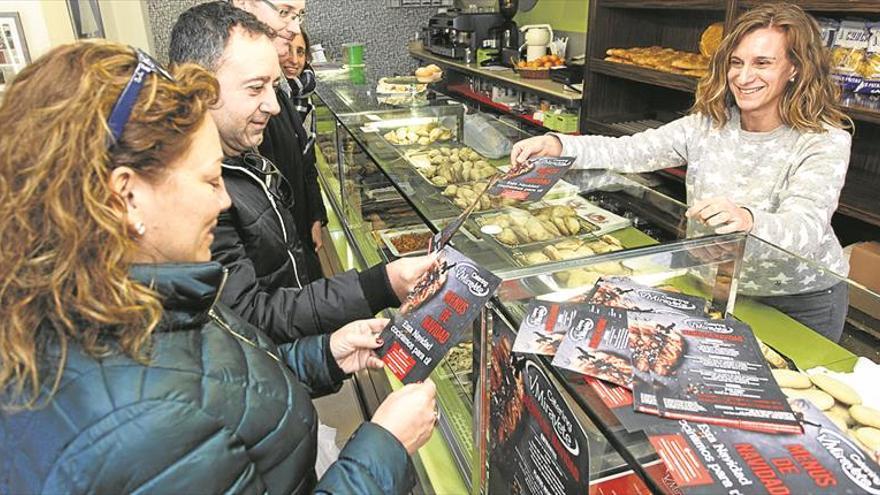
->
xmin=275 ymin=28 xmax=325 ymax=281
xmin=283 ymin=30 xmax=317 ymax=157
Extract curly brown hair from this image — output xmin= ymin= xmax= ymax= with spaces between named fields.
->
xmin=692 ymin=2 xmax=851 ymax=133
xmin=0 ymin=41 xmax=219 ymax=410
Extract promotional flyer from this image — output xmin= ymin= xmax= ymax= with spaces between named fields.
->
xmin=490 ymin=332 xmax=592 ymax=495
xmin=512 ymin=301 xmax=580 ymax=356
xmin=552 ymin=304 xmax=634 ymax=388
xmin=585 ymin=278 xmax=709 ymax=316
xmin=646 ymin=399 xmax=880 ymax=494
xmin=629 ymin=313 xmax=800 ymax=434
xmin=377 ymin=246 xmax=501 ymax=383
xmin=488 ymin=156 xmax=575 ymax=202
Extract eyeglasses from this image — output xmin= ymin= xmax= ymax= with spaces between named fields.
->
xmin=260 ymin=0 xmax=305 ymax=23
xmin=107 ymin=48 xmax=174 ymax=147
xmin=241 ymin=151 xmax=294 ymax=209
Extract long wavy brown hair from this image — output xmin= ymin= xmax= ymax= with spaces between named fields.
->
xmin=692 ymin=2 xmax=851 ymax=132
xmin=0 ymin=41 xmax=219 ymax=410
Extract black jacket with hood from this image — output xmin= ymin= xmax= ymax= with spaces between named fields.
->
xmin=212 ymin=151 xmax=398 ymax=343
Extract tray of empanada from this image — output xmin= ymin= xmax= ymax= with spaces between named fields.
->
xmin=380 ymin=122 xmax=455 ymax=146
xmin=472 ymin=206 xmax=600 ymax=248
xmin=406 ymin=145 xmax=500 ymax=187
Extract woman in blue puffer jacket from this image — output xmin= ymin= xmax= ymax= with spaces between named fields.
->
xmin=0 ymin=41 xmax=437 ymax=494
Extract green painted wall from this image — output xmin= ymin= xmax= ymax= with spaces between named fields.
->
xmin=514 ymin=0 xmax=589 ymax=34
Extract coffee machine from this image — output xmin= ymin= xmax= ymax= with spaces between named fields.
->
xmin=498 ymin=0 xmax=519 ymax=66
xmin=423 ymin=11 xmax=504 ymax=61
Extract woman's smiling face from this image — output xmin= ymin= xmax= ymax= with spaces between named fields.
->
xmin=282 ymin=34 xmax=307 ymax=79
xmin=727 ymin=27 xmax=797 ymax=131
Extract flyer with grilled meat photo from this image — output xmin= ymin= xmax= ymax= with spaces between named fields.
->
xmin=376 ymin=246 xmax=501 ymax=384
xmin=489 ymin=354 xmax=592 ymax=495
xmin=512 ymin=301 xmax=580 ymax=356
xmin=551 ymin=304 xmax=634 ymax=388
xmin=634 ymin=313 xmax=801 ymax=434
xmin=585 ymin=277 xmax=709 ymax=316
xmin=646 ymin=399 xmax=880 ymax=494
xmin=626 ymin=310 xmax=685 ymax=417
xmin=488 ymin=156 xmax=575 ymax=202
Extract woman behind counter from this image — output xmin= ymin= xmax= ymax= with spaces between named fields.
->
xmin=0 ymin=41 xmax=436 ymax=494
xmin=511 ymin=3 xmax=852 ymax=341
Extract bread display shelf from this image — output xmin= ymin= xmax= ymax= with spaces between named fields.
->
xmin=600 ymin=0 xmax=725 ymax=9
xmin=590 ymin=59 xmax=699 ymax=93
xmin=843 ymin=101 xmax=880 ymax=126
xmin=738 ymin=0 xmax=880 ymax=12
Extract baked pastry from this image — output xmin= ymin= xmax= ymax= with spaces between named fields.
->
xmin=605 ymin=46 xmax=709 ymax=78
xmin=670 ymin=53 xmax=710 ymax=70
xmin=700 ymin=22 xmax=724 ymax=58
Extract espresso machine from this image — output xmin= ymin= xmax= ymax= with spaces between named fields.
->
xmin=498 ymin=0 xmax=519 ymax=66
xmin=423 ymin=11 xmax=504 ymax=61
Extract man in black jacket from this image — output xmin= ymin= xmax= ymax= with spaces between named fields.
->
xmin=169 ymin=2 xmax=434 ymax=343
xmin=231 ymin=0 xmax=325 ymax=282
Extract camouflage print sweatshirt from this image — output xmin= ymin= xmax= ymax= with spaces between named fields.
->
xmin=555 ymin=108 xmax=852 ymax=295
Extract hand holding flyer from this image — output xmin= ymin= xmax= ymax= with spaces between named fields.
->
xmin=488 ymin=156 xmax=575 ymax=202
xmin=376 ymin=246 xmax=501 ymax=384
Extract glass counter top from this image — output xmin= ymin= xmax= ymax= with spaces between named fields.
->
xmin=315 ymin=73 xmax=880 ymax=493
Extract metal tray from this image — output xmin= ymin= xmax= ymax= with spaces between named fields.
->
xmin=472 ymin=207 xmax=603 ymax=250
xmin=377 ymin=226 xmax=433 ymax=257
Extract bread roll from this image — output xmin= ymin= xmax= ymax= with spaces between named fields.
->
xmin=700 ymin=22 xmax=724 ymax=58
xmin=809 ymin=374 xmax=862 ymax=406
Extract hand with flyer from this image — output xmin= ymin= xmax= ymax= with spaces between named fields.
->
xmin=429 ymin=157 xmax=575 ymax=254
xmin=487 ymin=156 xmax=575 ymax=202
xmin=376 ymin=246 xmax=501 ymax=384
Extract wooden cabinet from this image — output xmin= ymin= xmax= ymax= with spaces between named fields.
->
xmin=581 ymin=0 xmax=880 ymax=229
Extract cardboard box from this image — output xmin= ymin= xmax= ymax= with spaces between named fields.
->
xmin=849 ymin=242 xmax=880 ymax=320
xmin=849 ymin=242 xmax=880 ymax=293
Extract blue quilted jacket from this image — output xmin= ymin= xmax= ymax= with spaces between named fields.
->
xmin=0 ymin=263 xmax=414 ymax=494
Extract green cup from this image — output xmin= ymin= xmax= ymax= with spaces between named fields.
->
xmin=342 ymin=42 xmax=364 ymax=66
xmin=348 ymin=66 xmax=366 ymax=85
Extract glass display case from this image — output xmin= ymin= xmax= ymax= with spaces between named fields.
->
xmin=312 ymin=69 xmax=880 ymax=494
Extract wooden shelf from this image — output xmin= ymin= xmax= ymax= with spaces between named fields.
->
xmin=445 ymin=84 xmax=581 ymax=135
xmin=601 ymin=0 xmax=726 ymax=9
xmin=739 ymin=0 xmax=880 ymax=13
xmin=839 ymin=168 xmax=880 ymax=227
xmin=409 ymin=43 xmax=581 ymax=105
xmin=843 ymin=101 xmax=880 ymax=126
xmin=590 ymin=59 xmax=699 ymax=93
xmin=650 ymin=165 xmax=880 ymax=228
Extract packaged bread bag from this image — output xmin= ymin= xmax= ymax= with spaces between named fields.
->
xmin=817 ymin=17 xmax=839 ymax=48
xmin=831 ymin=19 xmax=869 ymax=92
xmin=856 ymin=22 xmax=880 ymax=95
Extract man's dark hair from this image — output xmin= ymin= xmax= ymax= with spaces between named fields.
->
xmin=169 ymin=0 xmax=274 ymax=71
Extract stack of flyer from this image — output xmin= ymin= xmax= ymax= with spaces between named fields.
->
xmin=512 ymin=276 xmax=880 ymax=494
xmin=513 ymin=277 xmax=799 ymax=433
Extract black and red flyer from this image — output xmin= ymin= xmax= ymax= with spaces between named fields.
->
xmin=551 ymin=304 xmax=634 ymax=388
xmin=490 ymin=326 xmax=592 ymax=495
xmin=582 ymin=376 xmax=668 ymax=433
xmin=376 ymin=246 xmax=500 ymax=384
xmin=647 ymin=399 xmax=880 ymax=494
xmin=585 ymin=278 xmax=709 ymax=316
xmin=512 ymin=301 xmax=580 ymax=356
xmin=628 ymin=313 xmax=801 ymax=434
xmin=488 ymin=156 xmax=575 ymax=202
